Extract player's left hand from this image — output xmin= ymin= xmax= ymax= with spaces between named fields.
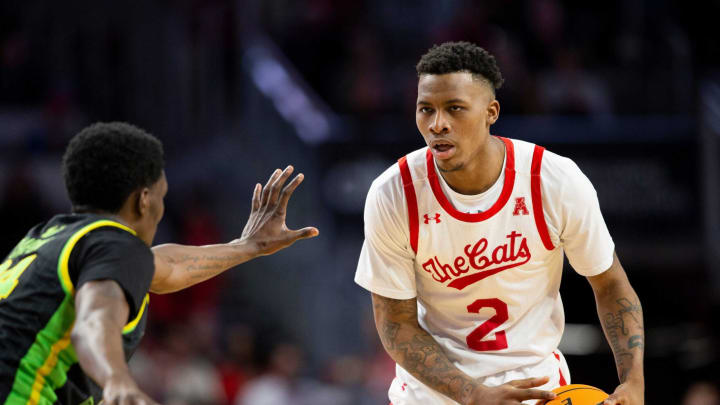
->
xmin=601 ymin=381 xmax=644 ymax=405
xmin=237 ymin=165 xmax=319 ymax=255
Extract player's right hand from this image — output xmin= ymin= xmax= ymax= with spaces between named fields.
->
xmin=468 ymin=376 xmax=556 ymax=405
xmin=103 ymin=373 xmax=160 ymax=405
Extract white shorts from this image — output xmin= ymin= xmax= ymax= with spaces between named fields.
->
xmin=388 ymin=351 xmax=570 ymax=405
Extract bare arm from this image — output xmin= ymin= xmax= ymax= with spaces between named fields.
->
xmin=371 ymin=293 xmax=555 ymax=405
xmin=587 ymin=253 xmax=645 ymax=405
xmin=151 ymin=241 xmax=259 ymax=294
xmin=150 ymin=166 xmax=318 ymax=294
xmin=72 ymin=280 xmax=158 ymax=405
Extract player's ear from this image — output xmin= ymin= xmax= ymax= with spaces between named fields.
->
xmin=135 ymin=187 xmax=151 ymax=217
xmin=487 ymin=99 xmax=500 ymax=126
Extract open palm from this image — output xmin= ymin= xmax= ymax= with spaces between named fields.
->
xmin=239 ymin=166 xmax=319 ymax=256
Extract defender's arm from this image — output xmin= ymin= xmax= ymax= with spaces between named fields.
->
xmin=72 ymin=280 xmax=158 ymax=405
xmin=150 ymin=166 xmax=318 ymax=294
xmin=587 ymin=253 xmax=645 ymax=405
xmin=151 ymin=241 xmax=258 ymax=294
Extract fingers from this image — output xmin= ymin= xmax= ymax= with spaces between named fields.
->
xmin=269 ymin=166 xmax=295 ymax=206
xmin=251 ymin=183 xmax=261 ymax=211
xmin=260 ymin=168 xmax=283 ymax=207
xmin=506 ymin=377 xmax=555 ymax=402
xmin=278 ymin=173 xmax=305 ymax=211
xmin=130 ymin=395 xmax=160 ymax=405
xmin=601 ymin=396 xmax=621 ymax=405
xmin=514 ymin=388 xmax=556 ymax=402
xmin=293 ymin=226 xmax=320 ymax=240
xmin=508 ymin=376 xmax=550 ymax=389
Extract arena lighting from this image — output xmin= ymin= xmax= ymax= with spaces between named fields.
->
xmin=243 ymin=38 xmax=336 ymax=144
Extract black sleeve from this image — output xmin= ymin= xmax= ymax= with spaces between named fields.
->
xmin=70 ymin=227 xmax=155 ymax=321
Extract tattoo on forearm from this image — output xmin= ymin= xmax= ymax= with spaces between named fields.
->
xmin=602 ymin=296 xmax=644 ymax=382
xmin=373 ymin=295 xmax=476 ymax=402
xmin=628 ymin=335 xmax=643 ymax=349
xmin=165 ymin=254 xmax=234 ymax=278
xmin=617 ymin=298 xmax=643 ymax=327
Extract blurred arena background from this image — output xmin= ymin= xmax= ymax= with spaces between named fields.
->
xmin=1 ymin=0 xmax=719 ymax=404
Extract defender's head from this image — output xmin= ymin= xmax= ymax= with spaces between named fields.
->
xmin=62 ymin=122 xmax=167 ymax=245
xmin=415 ymin=41 xmax=504 ymax=172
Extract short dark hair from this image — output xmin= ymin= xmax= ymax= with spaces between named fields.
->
xmin=62 ymin=122 xmax=164 ymax=213
xmin=416 ymin=41 xmax=504 ymax=92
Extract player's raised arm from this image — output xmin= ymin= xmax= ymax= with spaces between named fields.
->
xmin=587 ymin=253 xmax=645 ymax=405
xmin=372 ymin=293 xmax=556 ymax=405
xmin=73 ymin=280 xmax=159 ymax=405
xmin=150 ymin=165 xmax=319 ymax=294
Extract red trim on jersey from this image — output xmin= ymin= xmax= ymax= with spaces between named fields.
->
xmin=554 ymin=351 xmax=568 ymax=386
xmin=426 ymin=136 xmax=516 ymax=223
xmin=398 ymin=156 xmax=419 ymax=254
xmin=531 ymin=145 xmax=555 ymax=251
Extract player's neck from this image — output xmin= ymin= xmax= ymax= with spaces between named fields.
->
xmin=440 ymin=136 xmax=505 ymax=195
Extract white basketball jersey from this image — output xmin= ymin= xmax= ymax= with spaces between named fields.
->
xmin=396 ymin=138 xmax=566 ymax=402
xmin=355 ymin=136 xmax=615 ymax=404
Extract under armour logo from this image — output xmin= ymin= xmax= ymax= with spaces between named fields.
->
xmin=512 ymin=197 xmax=529 ymax=216
xmin=424 ymin=213 xmax=441 ymax=224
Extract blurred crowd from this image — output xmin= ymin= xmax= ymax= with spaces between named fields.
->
xmin=130 ymin=318 xmax=396 ymax=405
xmin=263 ymin=0 xmax=708 ymax=119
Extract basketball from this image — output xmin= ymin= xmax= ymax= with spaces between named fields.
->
xmin=546 ymin=384 xmax=609 ymax=405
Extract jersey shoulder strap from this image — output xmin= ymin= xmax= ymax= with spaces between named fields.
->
xmin=530 ymin=145 xmax=555 ymax=250
xmin=397 ymin=155 xmax=419 ymax=254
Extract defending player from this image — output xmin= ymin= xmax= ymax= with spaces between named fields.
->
xmin=0 ymin=122 xmax=318 ymax=405
xmin=355 ymin=42 xmax=644 ymax=405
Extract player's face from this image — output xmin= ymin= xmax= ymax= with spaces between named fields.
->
xmin=138 ymin=172 xmax=167 ymax=246
xmin=416 ymin=72 xmax=499 ymax=172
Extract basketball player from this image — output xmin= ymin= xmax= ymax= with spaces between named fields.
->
xmin=355 ymin=42 xmax=644 ymax=405
xmin=0 ymin=122 xmax=318 ymax=405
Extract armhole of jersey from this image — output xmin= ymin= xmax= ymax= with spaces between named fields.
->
xmin=57 ymin=220 xmax=137 ymax=296
xmin=122 ymin=293 xmax=149 ymax=334
xmin=398 ymin=156 xmax=419 ymax=255
xmin=531 ymin=146 xmax=556 ymax=251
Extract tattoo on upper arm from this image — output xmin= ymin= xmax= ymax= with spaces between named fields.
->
xmin=372 ymin=294 xmax=476 ymax=402
xmin=602 ymin=296 xmax=644 ymax=382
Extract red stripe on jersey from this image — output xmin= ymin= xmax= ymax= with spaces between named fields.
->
xmin=426 ymin=136 xmax=516 ymax=223
xmin=531 ymin=145 xmax=555 ymax=251
xmin=554 ymin=351 xmax=568 ymax=386
xmin=398 ymin=156 xmax=419 ymax=254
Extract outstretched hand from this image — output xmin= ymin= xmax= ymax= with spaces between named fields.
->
xmin=238 ymin=166 xmax=319 ymax=256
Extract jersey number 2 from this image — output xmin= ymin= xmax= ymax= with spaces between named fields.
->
xmin=466 ymin=298 xmax=509 ymax=351
xmin=0 ymin=254 xmax=37 ymax=300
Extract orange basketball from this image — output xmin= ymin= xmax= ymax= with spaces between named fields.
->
xmin=546 ymin=384 xmax=609 ymax=405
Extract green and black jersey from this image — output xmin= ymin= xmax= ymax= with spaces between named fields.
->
xmin=0 ymin=214 xmax=155 ymax=405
